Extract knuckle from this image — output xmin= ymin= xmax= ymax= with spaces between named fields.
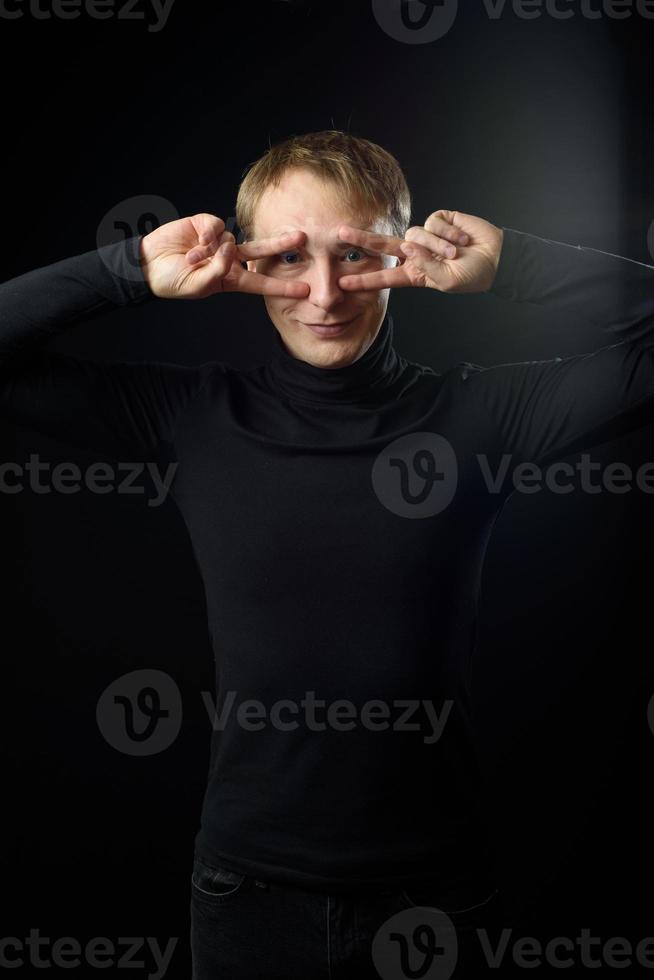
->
xmin=405 ymin=226 xmax=423 ymax=242
xmin=424 ymin=214 xmax=449 ymax=235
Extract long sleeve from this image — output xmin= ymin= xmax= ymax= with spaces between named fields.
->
xmin=456 ymin=228 xmax=654 ymax=467
xmin=0 ymin=236 xmax=216 ymax=461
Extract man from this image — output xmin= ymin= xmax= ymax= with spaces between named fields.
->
xmin=2 ymin=130 xmax=653 ymax=979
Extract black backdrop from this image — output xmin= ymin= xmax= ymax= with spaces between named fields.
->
xmin=1 ymin=1 xmax=654 ymax=976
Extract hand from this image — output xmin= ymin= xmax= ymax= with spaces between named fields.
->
xmin=139 ymin=213 xmax=311 ymax=300
xmin=337 ymin=210 xmax=504 ymax=295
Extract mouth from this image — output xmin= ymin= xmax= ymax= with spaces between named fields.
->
xmin=300 ymin=316 xmax=358 ymax=338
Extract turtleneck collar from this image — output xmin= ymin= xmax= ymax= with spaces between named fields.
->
xmin=265 ymin=312 xmax=406 ymax=407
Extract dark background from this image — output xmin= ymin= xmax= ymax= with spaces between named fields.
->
xmin=1 ymin=0 xmax=654 ymax=975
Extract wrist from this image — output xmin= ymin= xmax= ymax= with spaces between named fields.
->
xmin=487 ymin=227 xmax=525 ymax=300
xmin=139 ymin=234 xmax=156 ymax=292
xmin=488 ymin=226 xmax=504 ymax=288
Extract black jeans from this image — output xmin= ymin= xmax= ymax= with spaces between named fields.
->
xmin=190 ymin=855 xmax=503 ymax=979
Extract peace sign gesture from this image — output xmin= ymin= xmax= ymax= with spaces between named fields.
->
xmin=337 ymin=210 xmax=504 ymax=295
xmin=140 ymin=213 xmax=311 ymax=300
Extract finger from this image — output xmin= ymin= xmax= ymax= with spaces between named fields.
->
xmin=404 ymin=227 xmax=458 ymax=259
xmin=338 ymin=265 xmax=411 ymax=291
xmin=400 ymin=241 xmax=454 ymax=289
xmin=186 ymin=229 xmax=235 ymax=266
xmin=230 ymin=269 xmax=311 ymax=298
xmin=337 ymin=224 xmax=406 ymax=259
xmin=186 ymin=214 xmax=226 ymax=258
xmin=188 ymin=241 xmax=238 ymax=291
xmin=236 ymin=230 xmax=307 ymax=260
xmin=422 ymin=212 xmax=469 ymax=245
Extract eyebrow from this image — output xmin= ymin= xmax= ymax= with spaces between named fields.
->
xmin=275 ymin=239 xmax=373 ymax=253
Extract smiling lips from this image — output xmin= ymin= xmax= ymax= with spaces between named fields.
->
xmin=302 ymin=316 xmax=357 ymax=336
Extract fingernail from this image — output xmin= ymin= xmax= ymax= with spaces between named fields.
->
xmin=446 ymin=245 xmax=457 ymax=257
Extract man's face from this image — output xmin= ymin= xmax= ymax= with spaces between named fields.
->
xmin=247 ymin=168 xmax=398 ymax=369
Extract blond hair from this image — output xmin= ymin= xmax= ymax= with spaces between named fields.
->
xmin=235 ymin=130 xmax=412 ymax=242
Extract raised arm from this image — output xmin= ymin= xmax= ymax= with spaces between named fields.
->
xmin=336 ymin=207 xmax=654 ymax=467
xmin=458 ymin=226 xmax=654 ymax=468
xmin=0 ymin=214 xmax=311 ymax=460
xmin=490 ymin=227 xmax=654 ymax=346
xmin=0 ymin=233 xmax=211 ymax=461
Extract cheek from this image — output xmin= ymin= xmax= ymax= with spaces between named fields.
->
xmin=264 ymin=297 xmax=298 ymax=327
xmin=359 ymin=292 xmax=390 ymax=324
xmin=264 ymin=295 xmax=285 ymax=315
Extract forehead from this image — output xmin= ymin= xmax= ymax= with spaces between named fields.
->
xmin=253 ymin=168 xmax=383 ymax=240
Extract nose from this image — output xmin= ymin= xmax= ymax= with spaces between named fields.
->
xmin=305 ymin=257 xmax=346 ymax=312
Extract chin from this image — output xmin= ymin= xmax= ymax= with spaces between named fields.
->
xmin=301 ymin=336 xmax=367 ymax=368
xmin=275 ymin=312 xmax=377 ymax=368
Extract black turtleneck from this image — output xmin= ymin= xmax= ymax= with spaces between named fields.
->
xmin=2 ymin=229 xmax=654 ymax=905
xmin=265 ymin=309 xmax=412 ymax=406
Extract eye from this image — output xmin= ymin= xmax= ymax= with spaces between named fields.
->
xmin=276 ymin=248 xmax=368 ymax=265
xmin=343 ymin=248 xmax=366 ymax=262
